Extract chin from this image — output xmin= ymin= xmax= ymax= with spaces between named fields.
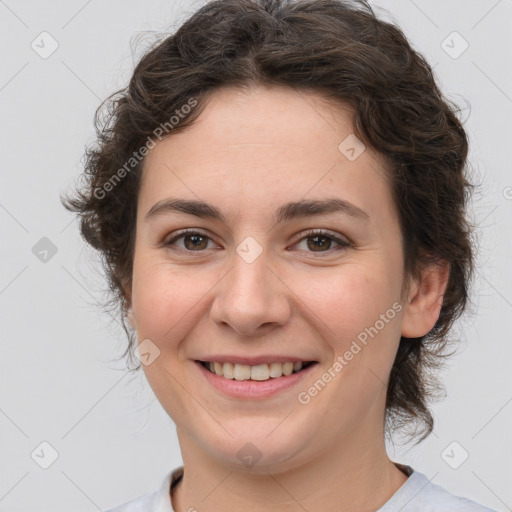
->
xmin=195 ymin=417 xmax=318 ymax=474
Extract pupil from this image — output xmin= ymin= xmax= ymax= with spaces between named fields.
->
xmin=185 ymin=234 xmax=207 ymax=250
xmin=308 ymin=235 xmax=330 ymax=251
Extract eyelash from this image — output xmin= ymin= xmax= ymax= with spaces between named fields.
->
xmin=164 ymin=228 xmax=351 ymax=256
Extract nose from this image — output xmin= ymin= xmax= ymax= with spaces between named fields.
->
xmin=209 ymin=248 xmax=291 ymax=337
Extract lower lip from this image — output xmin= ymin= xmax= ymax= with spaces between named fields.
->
xmin=195 ymin=361 xmax=317 ymax=399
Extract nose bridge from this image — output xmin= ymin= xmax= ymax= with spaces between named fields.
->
xmin=210 ymin=239 xmax=290 ymax=335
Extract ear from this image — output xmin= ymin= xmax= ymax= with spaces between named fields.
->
xmin=401 ymin=260 xmax=450 ymax=338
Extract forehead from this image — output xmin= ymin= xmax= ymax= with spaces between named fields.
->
xmin=137 ymin=85 xmax=394 ymax=225
xmin=146 ymin=85 xmax=364 ymax=165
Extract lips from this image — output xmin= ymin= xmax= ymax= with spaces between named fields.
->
xmin=195 ymin=359 xmax=318 ymax=398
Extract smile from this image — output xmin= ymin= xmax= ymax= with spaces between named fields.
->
xmin=198 ymin=360 xmax=316 ymax=381
xmin=196 ymin=359 xmax=318 ymax=399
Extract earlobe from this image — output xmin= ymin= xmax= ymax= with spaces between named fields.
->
xmin=401 ymin=261 xmax=450 ymax=338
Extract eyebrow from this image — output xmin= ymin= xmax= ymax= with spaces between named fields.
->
xmin=144 ymin=197 xmax=370 ymax=224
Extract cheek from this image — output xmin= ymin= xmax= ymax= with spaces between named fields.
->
xmin=131 ymin=260 xmax=207 ymax=408
xmin=131 ymin=258 xmax=195 ymax=342
xmin=294 ymin=261 xmax=404 ymax=404
xmin=293 ymin=264 xmax=400 ymax=341
xmin=131 ymin=256 xmax=228 ymax=355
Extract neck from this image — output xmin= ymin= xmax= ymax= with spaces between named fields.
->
xmin=171 ymin=425 xmax=408 ymax=512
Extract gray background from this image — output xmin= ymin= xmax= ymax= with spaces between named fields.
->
xmin=0 ymin=0 xmax=511 ymax=511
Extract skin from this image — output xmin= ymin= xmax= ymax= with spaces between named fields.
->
xmin=127 ymin=84 xmax=449 ymax=512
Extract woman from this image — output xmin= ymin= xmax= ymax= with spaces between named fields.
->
xmin=61 ymin=0 xmax=497 ymax=510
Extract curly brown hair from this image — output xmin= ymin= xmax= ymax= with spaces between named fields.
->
xmin=61 ymin=0 xmax=475 ymax=445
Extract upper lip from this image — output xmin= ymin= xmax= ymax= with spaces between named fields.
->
xmin=196 ymin=355 xmax=317 ymax=365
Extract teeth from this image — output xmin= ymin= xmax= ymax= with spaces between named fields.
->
xmin=269 ymin=362 xmax=283 ymax=378
xmin=222 ymin=362 xmax=234 ymax=379
xmin=205 ymin=361 xmax=306 ymax=381
xmin=251 ymin=364 xmax=270 ymax=381
xmin=234 ymin=364 xmax=251 ymax=380
xmin=282 ymin=362 xmax=293 ymax=376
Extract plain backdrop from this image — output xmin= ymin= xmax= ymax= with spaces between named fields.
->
xmin=0 ymin=0 xmax=511 ymax=511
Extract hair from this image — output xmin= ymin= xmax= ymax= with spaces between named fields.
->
xmin=61 ymin=0 xmax=474 ymax=445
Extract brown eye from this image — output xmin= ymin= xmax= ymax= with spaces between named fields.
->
xmin=294 ymin=229 xmax=350 ymax=255
xmin=165 ymin=230 xmax=213 ymax=252
xmin=182 ymin=233 xmax=209 ymax=250
xmin=307 ymin=234 xmax=334 ymax=252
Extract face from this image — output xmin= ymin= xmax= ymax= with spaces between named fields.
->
xmin=129 ymin=85 xmax=411 ymax=473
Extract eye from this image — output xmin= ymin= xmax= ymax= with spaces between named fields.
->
xmin=164 ymin=228 xmax=351 ymax=255
xmin=165 ymin=229 xmax=217 ymax=252
xmin=292 ymin=229 xmax=351 ymax=255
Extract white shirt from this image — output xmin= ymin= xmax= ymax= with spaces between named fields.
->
xmin=105 ymin=464 xmax=497 ymax=512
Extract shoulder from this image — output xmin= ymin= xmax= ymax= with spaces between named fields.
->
xmin=380 ymin=466 xmax=498 ymax=512
xmin=104 ymin=467 xmax=183 ymax=512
